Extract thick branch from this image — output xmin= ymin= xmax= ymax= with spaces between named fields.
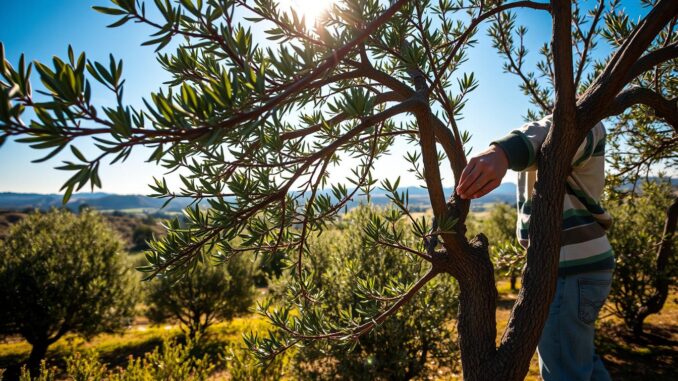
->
xmin=627 ymin=43 xmax=678 ymax=80
xmin=492 ymin=2 xmax=581 ymax=379
xmin=605 ymin=87 xmax=678 ymax=130
xmin=578 ymin=0 xmax=678 ymax=128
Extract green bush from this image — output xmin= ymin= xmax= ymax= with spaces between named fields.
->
xmin=131 ymin=225 xmax=154 ymax=251
xmin=19 ymin=337 xmax=213 ymax=381
xmin=606 ymin=180 xmax=677 ymax=335
xmin=277 ymin=206 xmax=459 ymax=380
xmin=0 ymin=209 xmax=137 ymax=375
xmin=145 ymin=256 xmax=257 ymax=339
xmin=223 ymin=343 xmax=290 ymax=381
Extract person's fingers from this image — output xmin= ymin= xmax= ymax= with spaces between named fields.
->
xmin=461 ymin=170 xmax=491 ymax=198
xmin=456 ymin=161 xmax=481 ymax=198
xmin=471 ymin=178 xmax=501 ymax=199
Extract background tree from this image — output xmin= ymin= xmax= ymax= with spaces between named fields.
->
xmin=132 ymin=224 xmax=155 ymax=251
xmin=1 ymin=0 xmax=676 ymax=379
xmin=145 ymin=255 xmax=257 ymax=338
xmin=606 ymin=180 xmax=677 ymax=336
xmin=0 ymin=210 xmax=137 ymax=375
xmin=601 ymin=10 xmax=678 ymax=333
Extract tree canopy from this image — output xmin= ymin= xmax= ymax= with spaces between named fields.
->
xmin=0 ymin=209 xmax=137 ymax=374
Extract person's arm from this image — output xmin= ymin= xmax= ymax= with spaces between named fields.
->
xmin=456 ymin=117 xmax=605 ymax=199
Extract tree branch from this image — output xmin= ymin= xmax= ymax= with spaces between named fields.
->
xmin=209 ymin=0 xmax=412 ymax=131
xmin=627 ymin=43 xmax=678 ymax=81
xmin=605 ymin=87 xmax=678 ymax=130
xmin=577 ymin=0 xmax=678 ymax=128
xmin=574 ymin=0 xmax=605 ymax=90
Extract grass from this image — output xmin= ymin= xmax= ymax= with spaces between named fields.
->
xmin=0 ymin=315 xmax=269 ymax=378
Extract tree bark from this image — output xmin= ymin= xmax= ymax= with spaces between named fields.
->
xmin=452 ymin=241 xmax=499 ymax=381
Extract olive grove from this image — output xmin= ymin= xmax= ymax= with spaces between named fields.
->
xmin=1 ymin=0 xmax=676 ymax=379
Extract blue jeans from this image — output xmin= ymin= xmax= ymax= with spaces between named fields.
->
xmin=537 ymin=269 xmax=613 ymax=381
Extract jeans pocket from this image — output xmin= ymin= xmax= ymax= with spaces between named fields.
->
xmin=578 ymin=278 xmax=611 ymax=326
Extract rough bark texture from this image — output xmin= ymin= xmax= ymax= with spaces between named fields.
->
xmin=450 ymin=238 xmax=499 ymax=381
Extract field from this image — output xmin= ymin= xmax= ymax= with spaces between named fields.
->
xmin=1 ymin=281 xmax=675 ymax=380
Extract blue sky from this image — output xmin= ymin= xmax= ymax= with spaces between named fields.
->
xmin=0 ymin=1 xmax=643 ymax=195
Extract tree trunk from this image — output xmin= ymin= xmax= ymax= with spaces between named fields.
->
xmin=26 ymin=340 xmax=48 ymax=377
xmin=454 ymin=245 xmax=499 ymax=381
xmin=510 ymin=274 xmax=518 ymax=291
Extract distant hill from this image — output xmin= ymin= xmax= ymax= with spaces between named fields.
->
xmin=354 ymin=183 xmax=517 ymax=210
xmin=0 ymin=192 xmax=192 ymax=212
xmin=0 ymin=184 xmax=517 ymax=213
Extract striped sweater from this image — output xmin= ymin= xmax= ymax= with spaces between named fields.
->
xmin=492 ymin=116 xmax=615 ymax=275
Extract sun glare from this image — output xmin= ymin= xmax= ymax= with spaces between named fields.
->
xmin=278 ymin=0 xmax=335 ymax=27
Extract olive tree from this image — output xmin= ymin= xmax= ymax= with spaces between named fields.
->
xmin=603 ymin=24 xmax=678 ymax=335
xmin=145 ymin=255 xmax=257 ymax=338
xmin=606 ymin=180 xmax=677 ymax=336
xmin=0 ymin=210 xmax=137 ymax=375
xmin=1 ymin=0 xmax=676 ymax=379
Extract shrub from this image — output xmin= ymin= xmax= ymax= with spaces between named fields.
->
xmin=223 ymin=344 xmax=290 ymax=381
xmin=278 ymin=206 xmax=459 ymax=380
xmin=145 ymin=256 xmax=257 ymax=339
xmin=0 ymin=209 xmax=137 ymax=375
xmin=19 ymin=337 xmax=213 ymax=381
xmin=606 ymin=180 xmax=677 ymax=335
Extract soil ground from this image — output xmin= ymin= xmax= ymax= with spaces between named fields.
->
xmin=495 ymin=280 xmax=678 ymax=381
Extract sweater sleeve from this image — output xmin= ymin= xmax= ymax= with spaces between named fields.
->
xmin=491 ymin=116 xmax=606 ymax=171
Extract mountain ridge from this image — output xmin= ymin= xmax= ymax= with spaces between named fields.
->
xmin=0 ymin=183 xmax=518 ymax=212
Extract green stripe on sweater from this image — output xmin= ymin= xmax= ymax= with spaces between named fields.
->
xmin=560 ymin=249 xmax=614 ymax=267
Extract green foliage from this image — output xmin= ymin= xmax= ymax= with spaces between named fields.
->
xmin=0 ymin=209 xmax=137 ymax=369
xmin=606 ymin=180 xmax=677 ymax=333
xmin=223 ymin=343 xmax=290 ymax=381
xmin=145 ymin=256 xmax=257 ymax=338
xmin=268 ymin=206 xmax=459 ymax=380
xmin=20 ymin=337 xmax=213 ymax=381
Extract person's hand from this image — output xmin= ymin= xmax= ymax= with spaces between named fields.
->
xmin=456 ymin=144 xmax=509 ymax=200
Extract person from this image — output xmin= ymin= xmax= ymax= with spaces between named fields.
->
xmin=456 ymin=115 xmax=614 ymax=380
